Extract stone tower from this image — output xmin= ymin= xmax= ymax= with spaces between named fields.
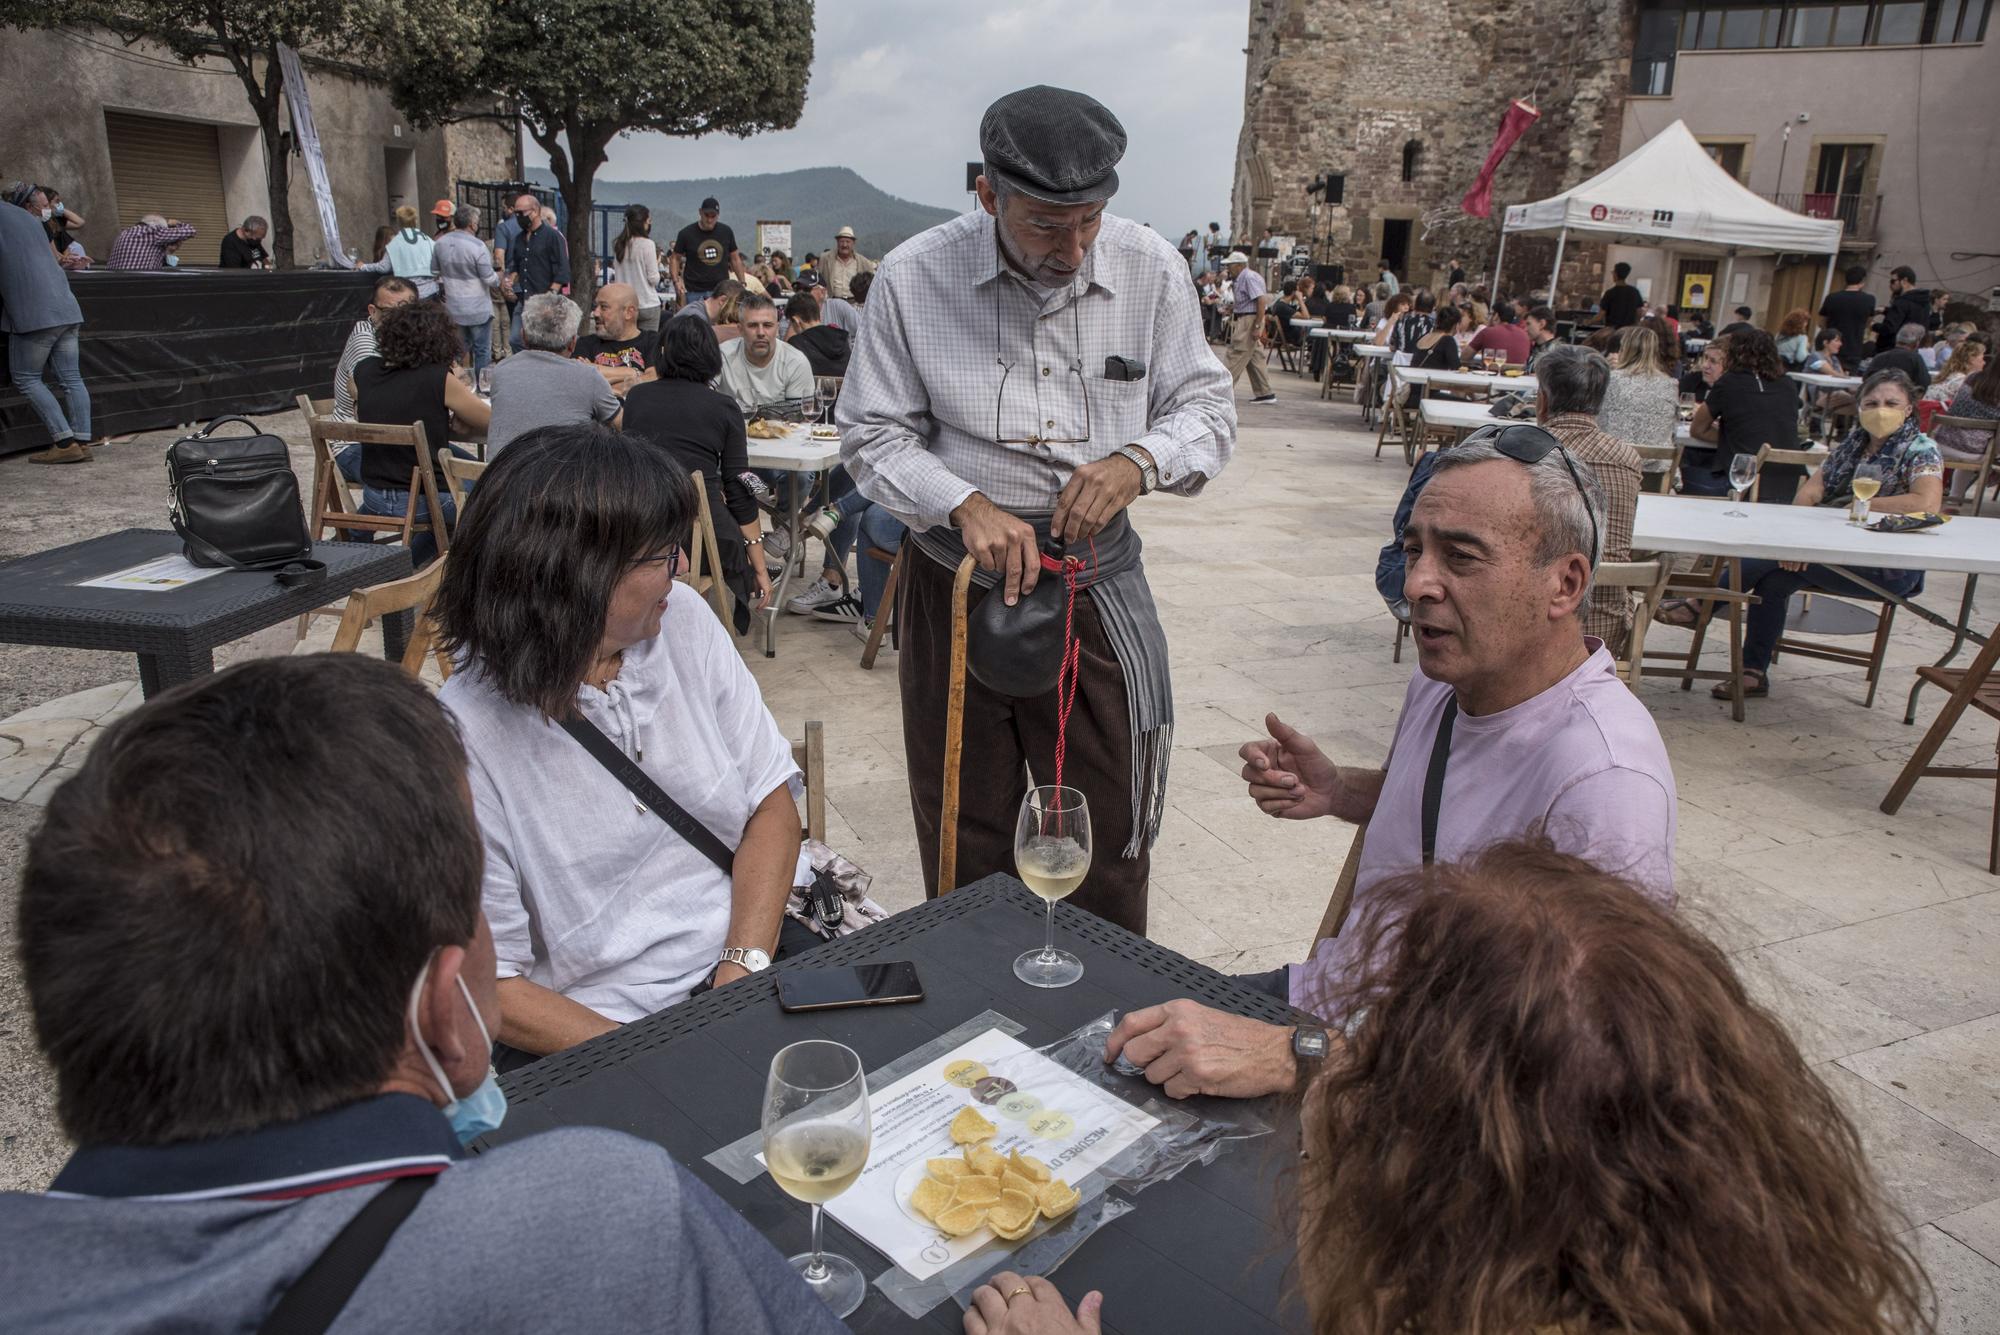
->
xmin=1234 ymin=0 xmax=1635 ymax=303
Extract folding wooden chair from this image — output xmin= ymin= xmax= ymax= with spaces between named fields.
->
xmin=301 ymin=414 xmax=451 ymax=560
xmin=1374 ymin=364 xmax=1411 ymax=459
xmin=297 ymin=394 xmax=353 ymax=543
xmin=327 ymin=559 xmax=453 ymax=680
xmin=1933 ymin=416 xmax=1998 ymax=517
xmin=860 ymin=544 xmax=903 ymax=671
xmin=1643 ymin=556 xmax=1759 ymax=723
xmin=1313 ymin=824 xmax=1368 ymax=945
xmin=680 ymin=471 xmax=734 ymax=629
xmin=1595 ymin=557 xmax=1674 ymax=687
xmin=791 ymin=719 xmax=826 ymax=843
xmin=1880 ymin=617 xmax=2000 ymax=874
xmin=1632 ymin=442 xmax=1683 ymax=495
xmin=440 ymin=454 xmax=485 ymax=522
xmin=1747 ymin=444 xmax=1821 ymax=502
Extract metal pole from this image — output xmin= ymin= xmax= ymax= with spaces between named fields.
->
xmin=1717 ymin=248 xmax=1737 ymax=321
xmin=1491 ymin=226 xmax=1509 ymax=295
xmin=1817 ymin=246 xmax=1840 ymax=307
xmin=1546 ymin=225 xmax=1568 ymax=305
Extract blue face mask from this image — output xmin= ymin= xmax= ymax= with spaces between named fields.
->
xmin=164 ymin=255 xmax=180 ymax=268
xmin=408 ymin=959 xmax=507 ymax=1145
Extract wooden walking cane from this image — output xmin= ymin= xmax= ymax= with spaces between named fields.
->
xmin=937 ymin=554 xmax=978 ymax=894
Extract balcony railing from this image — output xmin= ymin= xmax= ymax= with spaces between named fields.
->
xmin=1762 ymin=191 xmax=1881 ymax=240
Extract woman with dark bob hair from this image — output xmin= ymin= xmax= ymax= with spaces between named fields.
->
xmin=353 ymin=300 xmax=489 ymax=566
xmin=433 ymin=425 xmax=805 ymax=1062
xmin=619 ymin=315 xmax=771 ymax=630
xmin=977 ymin=842 xmax=1935 ymax=1335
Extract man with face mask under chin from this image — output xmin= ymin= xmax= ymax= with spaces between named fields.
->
xmin=837 ymin=86 xmax=1237 ymax=933
xmin=0 ymin=655 xmax=845 ymax=1335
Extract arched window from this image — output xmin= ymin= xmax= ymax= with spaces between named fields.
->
xmin=1402 ymin=140 xmax=1422 ymax=183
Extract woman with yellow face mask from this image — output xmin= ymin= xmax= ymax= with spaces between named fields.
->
xmin=1710 ymin=368 xmax=1944 ymax=701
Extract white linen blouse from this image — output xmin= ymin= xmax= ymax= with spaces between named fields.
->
xmin=441 ymin=589 xmax=801 ymax=1023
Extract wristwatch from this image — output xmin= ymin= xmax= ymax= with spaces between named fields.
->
xmin=1114 ymin=444 xmax=1158 ymax=495
xmin=719 ymin=946 xmax=772 ymax=973
xmin=1291 ymin=1026 xmax=1331 ymax=1071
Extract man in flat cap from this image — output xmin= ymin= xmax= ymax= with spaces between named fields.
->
xmin=838 ymin=86 xmax=1236 ymax=933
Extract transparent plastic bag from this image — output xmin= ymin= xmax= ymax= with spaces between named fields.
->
xmin=873 ymin=1010 xmax=1273 ymax=1318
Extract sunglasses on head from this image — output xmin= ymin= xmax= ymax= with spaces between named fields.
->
xmin=1461 ymin=423 xmax=1600 ymax=569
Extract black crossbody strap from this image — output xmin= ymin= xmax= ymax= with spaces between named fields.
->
xmin=1421 ymin=696 xmax=1458 ymax=866
xmin=560 ymin=714 xmax=735 ymax=875
xmin=257 ymin=1174 xmax=435 ymax=1335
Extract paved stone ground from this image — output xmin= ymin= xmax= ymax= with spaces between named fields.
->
xmin=2 ymin=381 xmax=1997 ymax=1326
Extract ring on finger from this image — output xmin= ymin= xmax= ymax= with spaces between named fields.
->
xmin=1005 ymin=1286 xmax=1033 ymax=1302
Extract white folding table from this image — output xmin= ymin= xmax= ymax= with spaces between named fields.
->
xmin=745 ymin=427 xmax=846 ymax=659
xmin=1633 ymin=494 xmax=1998 ymax=722
xmin=1396 ymin=367 xmax=1539 ymax=397
xmin=1788 ymin=371 xmax=1864 ymax=392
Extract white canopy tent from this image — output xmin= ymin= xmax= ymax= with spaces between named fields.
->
xmin=1494 ymin=119 xmax=1845 ymax=315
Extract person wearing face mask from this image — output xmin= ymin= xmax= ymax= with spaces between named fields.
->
xmin=837 ymin=85 xmax=1236 ymax=934
xmin=1 ymin=654 xmax=845 ymax=1335
xmin=106 ymin=211 xmax=197 ymax=270
xmin=1 ymin=180 xmax=95 ymax=463
xmin=1708 ymin=368 xmax=1943 ymax=701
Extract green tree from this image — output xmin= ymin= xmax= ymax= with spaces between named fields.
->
xmin=1 ymin=0 xmax=472 ymax=268
xmin=390 ymin=0 xmax=813 ymax=308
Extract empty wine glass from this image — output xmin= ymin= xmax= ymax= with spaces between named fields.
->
xmin=1724 ymin=453 xmax=1759 ymax=517
xmin=763 ymin=1041 xmax=872 ymax=1318
xmin=1013 ymin=786 xmax=1091 ymax=988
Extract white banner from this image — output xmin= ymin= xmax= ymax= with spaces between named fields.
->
xmin=278 ymin=43 xmax=351 ymax=267
xmin=757 ymin=220 xmax=793 ymax=256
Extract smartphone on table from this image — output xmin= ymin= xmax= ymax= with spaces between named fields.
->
xmin=775 ymin=961 xmax=925 ymax=1013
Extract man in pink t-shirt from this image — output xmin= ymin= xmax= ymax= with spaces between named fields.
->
xmin=1106 ymin=427 xmax=1677 ymax=1100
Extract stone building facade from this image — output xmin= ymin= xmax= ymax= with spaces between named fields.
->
xmin=1233 ymin=0 xmax=1635 ymax=302
xmin=1 ymin=28 xmax=518 ymax=267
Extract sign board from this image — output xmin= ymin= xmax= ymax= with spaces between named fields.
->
xmin=756 ymin=220 xmax=793 ymax=258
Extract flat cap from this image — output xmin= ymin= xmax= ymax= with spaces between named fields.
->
xmin=980 ymin=86 xmax=1125 ymax=206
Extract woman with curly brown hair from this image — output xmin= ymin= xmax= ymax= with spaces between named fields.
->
xmin=354 ymin=299 xmax=490 ymax=565
xmin=1688 ymin=326 xmax=1804 ymax=500
xmin=1280 ymin=840 xmax=1932 ymax=1335
xmin=973 ymin=840 xmax=1931 ymax=1335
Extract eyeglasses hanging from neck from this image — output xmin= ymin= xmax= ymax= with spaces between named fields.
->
xmin=992 ymin=257 xmax=1094 ymax=448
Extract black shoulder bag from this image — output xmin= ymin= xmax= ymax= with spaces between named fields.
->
xmin=256 ymin=1174 xmax=434 ymax=1335
xmin=166 ymin=415 xmax=326 ymax=588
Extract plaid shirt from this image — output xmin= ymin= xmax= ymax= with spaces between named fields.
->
xmin=1545 ymin=412 xmax=1644 ymax=654
xmin=837 ymin=210 xmax=1235 ymax=532
xmin=107 ymin=221 xmax=197 ymax=271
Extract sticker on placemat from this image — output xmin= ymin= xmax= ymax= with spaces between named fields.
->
xmin=810 ymin=1026 xmax=1159 ymax=1283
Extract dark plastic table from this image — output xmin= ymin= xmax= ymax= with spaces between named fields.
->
xmin=0 ymin=529 xmax=413 ymax=696
xmin=483 ymin=876 xmax=1309 ymax=1334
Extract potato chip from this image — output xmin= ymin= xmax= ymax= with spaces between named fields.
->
xmin=949 ymin=1175 xmax=1001 ymax=1206
xmin=929 ymin=1158 xmax=973 ymax=1180
xmin=1036 ymin=1178 xmax=1079 ymax=1220
xmin=1009 ymin=1150 xmax=1051 ymax=1183
xmin=949 ymin=1106 xmax=998 ymax=1145
xmin=910 ymin=1176 xmax=953 ymax=1221
xmin=934 ymin=1203 xmax=989 ymax=1237
xmin=965 ymin=1144 xmax=1008 ymax=1178
xmin=989 ymin=1210 xmax=1036 ymax=1241
xmin=988 ymin=1188 xmax=1037 ymax=1232
xmin=1000 ymin=1169 xmax=1037 ymax=1198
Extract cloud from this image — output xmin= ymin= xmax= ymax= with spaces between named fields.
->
xmin=530 ymin=0 xmax=1247 ymax=235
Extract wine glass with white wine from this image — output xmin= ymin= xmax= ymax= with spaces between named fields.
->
xmin=1851 ymin=462 xmax=1884 ymax=524
xmin=762 ymin=1040 xmax=872 ymax=1318
xmin=1723 ymin=452 xmax=1759 ymax=517
xmin=1014 ymin=785 xmax=1091 ymax=988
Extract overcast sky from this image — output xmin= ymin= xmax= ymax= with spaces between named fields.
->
xmin=525 ymin=0 xmax=1247 ymax=236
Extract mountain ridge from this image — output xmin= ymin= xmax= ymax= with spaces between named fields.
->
xmin=526 ymin=165 xmax=964 ymax=263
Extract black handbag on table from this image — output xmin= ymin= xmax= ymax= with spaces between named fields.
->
xmin=166 ymin=415 xmax=326 ymax=588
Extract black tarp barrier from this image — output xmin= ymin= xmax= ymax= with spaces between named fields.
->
xmin=0 ymin=269 xmax=373 ymax=456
